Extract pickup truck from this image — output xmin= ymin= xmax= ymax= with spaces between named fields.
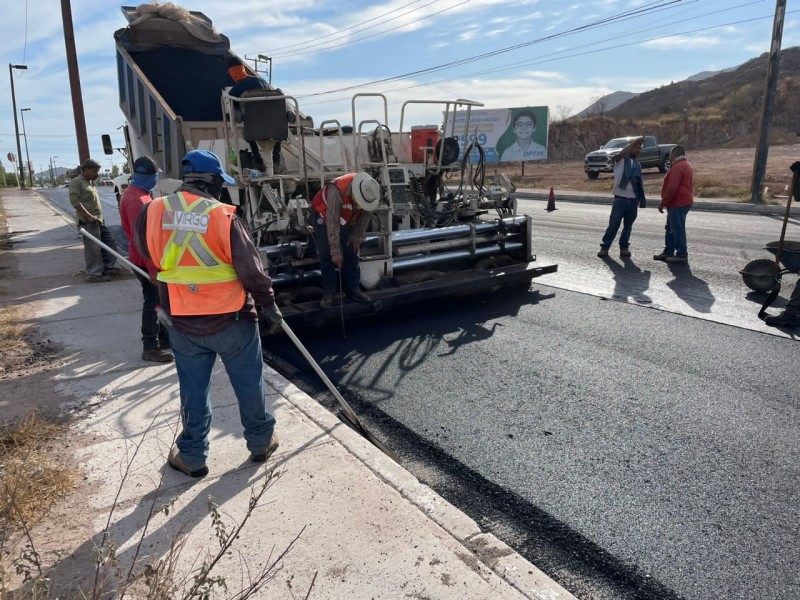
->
xmin=584 ymin=136 xmax=677 ymax=179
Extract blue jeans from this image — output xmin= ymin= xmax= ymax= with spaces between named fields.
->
xmin=168 ymin=319 xmax=275 ymax=469
xmin=601 ymin=196 xmax=639 ymax=249
xmin=663 ymin=205 xmax=691 ymax=258
xmin=314 ymin=219 xmax=361 ymax=293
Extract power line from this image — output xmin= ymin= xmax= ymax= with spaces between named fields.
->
xmin=401 ymin=1 xmax=770 ymax=92
xmin=271 ymin=0 xmax=469 ymax=59
xmin=296 ymin=0 xmax=687 ymax=99
xmin=257 ymin=0 xmax=433 ymax=54
xmin=298 ymin=5 xmax=777 ymax=108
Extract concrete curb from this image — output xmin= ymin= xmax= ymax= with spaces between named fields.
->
xmin=0 ymin=191 xmax=574 ymax=600
xmin=515 ymin=189 xmax=800 ymax=216
xmin=266 ymin=369 xmax=577 ymax=599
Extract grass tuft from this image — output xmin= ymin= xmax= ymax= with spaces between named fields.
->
xmin=0 ymin=413 xmax=73 ymax=530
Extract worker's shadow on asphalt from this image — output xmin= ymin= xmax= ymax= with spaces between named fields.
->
xmin=664 ymin=262 xmax=715 ymax=313
xmin=273 ymin=286 xmax=554 ymax=403
xmin=600 ymin=256 xmax=653 ymax=305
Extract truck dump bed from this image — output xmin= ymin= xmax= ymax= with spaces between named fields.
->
xmin=111 ymin=5 xmax=557 ymax=328
xmin=115 ymin=6 xmax=232 ymax=178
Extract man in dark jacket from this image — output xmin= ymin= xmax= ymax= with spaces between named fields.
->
xmin=135 ymin=150 xmax=283 ymax=477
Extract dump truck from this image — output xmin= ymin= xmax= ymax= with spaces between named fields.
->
xmin=106 ymin=4 xmax=557 ymax=327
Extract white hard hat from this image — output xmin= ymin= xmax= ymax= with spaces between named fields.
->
xmin=351 ymin=172 xmax=381 ymax=212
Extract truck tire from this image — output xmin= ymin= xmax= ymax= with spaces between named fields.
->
xmin=658 ymin=156 xmax=671 ymax=173
xmin=586 ymin=171 xmax=599 ymax=180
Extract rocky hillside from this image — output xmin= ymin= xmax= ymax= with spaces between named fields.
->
xmin=548 ymin=47 xmax=800 ymax=160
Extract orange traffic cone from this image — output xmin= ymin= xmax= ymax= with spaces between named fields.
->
xmin=545 ymin=186 xmax=557 ymax=212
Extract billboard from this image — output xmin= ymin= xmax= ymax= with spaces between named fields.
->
xmin=447 ymin=106 xmax=549 ymax=163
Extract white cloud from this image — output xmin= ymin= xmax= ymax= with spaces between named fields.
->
xmin=0 ymin=0 xmax=777 ymax=171
xmin=642 ymin=35 xmax=723 ymax=50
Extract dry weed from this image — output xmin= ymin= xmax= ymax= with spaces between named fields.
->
xmin=0 ymin=414 xmax=73 ymax=530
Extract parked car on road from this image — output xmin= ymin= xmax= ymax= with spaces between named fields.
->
xmin=584 ymin=135 xmax=677 ymax=179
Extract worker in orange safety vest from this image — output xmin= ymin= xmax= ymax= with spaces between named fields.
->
xmin=310 ymin=172 xmax=381 ymax=309
xmin=136 ymin=149 xmax=282 ymax=478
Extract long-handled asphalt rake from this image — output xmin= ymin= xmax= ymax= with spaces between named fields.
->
xmin=80 ymin=227 xmax=398 ymax=462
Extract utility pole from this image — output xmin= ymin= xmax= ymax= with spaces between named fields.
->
xmin=61 ymin=0 xmax=90 ymax=162
xmin=20 ymin=108 xmax=33 ymax=188
xmin=750 ymin=0 xmax=786 ymax=204
xmin=8 ymin=63 xmax=28 ymax=190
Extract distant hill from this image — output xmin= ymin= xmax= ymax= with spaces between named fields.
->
xmin=34 ymin=166 xmax=70 ymax=178
xmin=608 ymin=46 xmax=800 ymax=127
xmin=576 ymin=91 xmax=638 ymax=117
xmin=576 ymin=66 xmax=739 ymax=117
xmin=549 ymin=47 xmax=800 ymax=159
xmin=684 ymin=67 xmax=736 ymax=82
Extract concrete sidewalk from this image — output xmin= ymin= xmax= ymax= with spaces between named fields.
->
xmin=0 ymin=188 xmax=576 ymax=599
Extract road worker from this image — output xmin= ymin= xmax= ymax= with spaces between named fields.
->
xmin=311 ymin=172 xmax=381 ymax=309
xmin=134 ymin=149 xmax=282 ymax=477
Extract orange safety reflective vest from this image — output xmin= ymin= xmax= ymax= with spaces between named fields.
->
xmin=311 ymin=173 xmax=359 ymax=225
xmin=146 ymin=191 xmax=246 ymax=316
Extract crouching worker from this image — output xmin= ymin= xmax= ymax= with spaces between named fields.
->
xmin=311 ymin=172 xmax=381 ymax=309
xmin=135 ymin=150 xmax=283 ymax=478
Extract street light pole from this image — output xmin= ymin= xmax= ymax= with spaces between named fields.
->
xmin=8 ymin=63 xmax=28 ymax=190
xmin=20 ymin=108 xmax=33 ymax=188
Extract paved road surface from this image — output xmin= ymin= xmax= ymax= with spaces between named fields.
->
xmin=266 ymin=201 xmax=800 ymax=599
xmin=40 ymin=189 xmax=800 ymax=598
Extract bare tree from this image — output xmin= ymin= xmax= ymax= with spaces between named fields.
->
xmin=552 ymin=104 xmax=574 ymax=124
xmin=584 ymin=95 xmax=609 ymax=118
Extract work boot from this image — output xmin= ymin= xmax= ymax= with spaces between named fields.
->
xmin=764 ymin=311 xmax=800 ymax=327
xmin=142 ymin=347 xmax=174 ymax=363
xmin=87 ymin=274 xmax=111 ymax=283
xmin=250 ymin=433 xmax=280 ymax=463
xmin=167 ymin=446 xmax=208 ymax=478
xmin=596 ymin=246 xmax=609 ymax=258
xmin=620 ymin=248 xmax=632 ymax=258
xmin=320 ymin=291 xmax=335 ymax=309
xmin=346 ymin=289 xmax=372 ymax=303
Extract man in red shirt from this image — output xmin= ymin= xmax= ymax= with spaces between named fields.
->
xmin=654 ymin=145 xmax=694 ymax=264
xmin=119 ymin=156 xmax=173 ymax=362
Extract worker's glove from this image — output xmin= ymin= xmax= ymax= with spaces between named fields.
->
xmin=155 ymin=305 xmax=173 ymax=328
xmin=262 ymin=303 xmax=283 ymax=334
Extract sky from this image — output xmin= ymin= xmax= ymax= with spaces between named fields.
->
xmin=0 ymin=0 xmax=795 ymax=178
